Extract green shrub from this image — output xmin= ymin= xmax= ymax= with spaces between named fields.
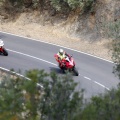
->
xmin=50 ymin=0 xmax=96 ymax=13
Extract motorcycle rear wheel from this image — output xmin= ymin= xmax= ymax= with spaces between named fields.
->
xmin=3 ymin=48 xmax=8 ymax=56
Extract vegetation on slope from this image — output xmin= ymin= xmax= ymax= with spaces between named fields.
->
xmin=0 ymin=0 xmax=119 ymax=41
xmin=0 ymin=1 xmax=120 ymax=119
xmin=0 ymin=19 xmax=120 ymax=119
xmin=0 ymin=0 xmax=96 ymax=14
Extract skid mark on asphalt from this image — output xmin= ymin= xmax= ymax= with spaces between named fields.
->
xmin=7 ymin=49 xmax=110 ymax=91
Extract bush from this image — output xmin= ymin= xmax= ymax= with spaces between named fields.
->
xmin=50 ymin=0 xmax=96 ymax=13
xmin=0 ymin=69 xmax=84 ymax=120
xmin=107 ymin=20 xmax=120 ymax=79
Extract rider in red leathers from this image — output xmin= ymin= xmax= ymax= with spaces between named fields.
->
xmin=54 ymin=49 xmax=79 ymax=76
xmin=56 ymin=49 xmax=70 ymax=69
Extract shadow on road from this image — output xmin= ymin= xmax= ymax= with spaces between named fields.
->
xmin=49 ymin=67 xmax=63 ymax=74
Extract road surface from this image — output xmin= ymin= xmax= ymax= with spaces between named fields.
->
xmin=0 ymin=31 xmax=119 ymax=98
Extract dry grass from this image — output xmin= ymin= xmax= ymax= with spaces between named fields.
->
xmin=0 ymin=12 xmax=112 ymax=61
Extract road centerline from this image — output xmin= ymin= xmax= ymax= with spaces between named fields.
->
xmin=7 ymin=48 xmax=110 ymax=90
xmin=7 ymin=49 xmax=57 ymax=66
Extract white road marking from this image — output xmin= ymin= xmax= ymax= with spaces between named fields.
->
xmin=94 ymin=81 xmax=110 ymax=91
xmin=82 ymin=76 xmax=110 ymax=90
xmin=0 ymin=28 xmax=112 ymax=91
xmin=0 ymin=48 xmax=110 ymax=91
xmin=0 ymin=67 xmax=9 ymax=72
xmin=79 ymin=74 xmax=110 ymax=90
xmin=7 ymin=49 xmax=57 ymax=66
xmin=84 ymin=76 xmax=91 ymax=80
xmin=94 ymin=81 xmax=105 ymax=87
xmin=0 ymin=31 xmax=113 ymax=63
xmin=7 ymin=49 xmax=110 ymax=90
xmin=0 ymin=67 xmax=43 ymax=88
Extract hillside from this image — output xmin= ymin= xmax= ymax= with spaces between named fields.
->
xmin=0 ymin=0 xmax=120 ymax=61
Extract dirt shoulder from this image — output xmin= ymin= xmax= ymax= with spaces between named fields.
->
xmin=0 ymin=13 xmax=112 ymax=61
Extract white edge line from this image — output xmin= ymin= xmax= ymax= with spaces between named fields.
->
xmin=7 ymin=49 xmax=57 ymax=66
xmin=84 ymin=76 xmax=91 ymax=80
xmin=0 ymin=31 xmax=112 ymax=91
xmin=4 ymin=49 xmax=111 ymax=91
xmin=84 ymin=76 xmax=110 ymax=91
xmin=0 ymin=67 xmax=44 ymax=88
xmin=0 ymin=31 xmax=113 ymax=63
xmin=0 ymin=67 xmax=110 ymax=91
xmin=94 ymin=81 xmax=110 ymax=91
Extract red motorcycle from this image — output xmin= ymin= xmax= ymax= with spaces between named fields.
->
xmin=54 ymin=54 xmax=79 ymax=76
xmin=0 ymin=39 xmax=8 ymax=56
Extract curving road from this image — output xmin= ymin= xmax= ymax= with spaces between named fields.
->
xmin=0 ymin=31 xmax=119 ymax=98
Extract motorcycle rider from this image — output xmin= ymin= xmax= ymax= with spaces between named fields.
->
xmin=57 ymin=49 xmax=70 ymax=68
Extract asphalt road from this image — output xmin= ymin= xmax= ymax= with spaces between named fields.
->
xmin=0 ymin=31 xmax=119 ymax=98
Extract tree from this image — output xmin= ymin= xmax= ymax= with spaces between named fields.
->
xmin=0 ymin=69 xmax=83 ymax=120
xmin=72 ymin=19 xmax=120 ymax=120
xmin=26 ymin=70 xmax=84 ymax=120
xmin=103 ymin=20 xmax=120 ymax=79
xmin=73 ymin=85 xmax=120 ymax=120
xmin=108 ymin=20 xmax=120 ymax=79
xmin=0 ymin=70 xmax=42 ymax=120
xmin=50 ymin=0 xmax=95 ymax=13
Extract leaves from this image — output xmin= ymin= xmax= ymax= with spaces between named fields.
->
xmin=50 ymin=0 xmax=95 ymax=12
xmin=75 ymin=87 xmax=120 ymax=120
xmin=39 ymin=72 xmax=83 ymax=120
xmin=112 ymin=39 xmax=120 ymax=79
xmin=0 ymin=69 xmax=83 ymax=120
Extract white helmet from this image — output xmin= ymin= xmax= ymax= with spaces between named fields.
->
xmin=0 ymin=39 xmax=4 ymax=46
xmin=59 ymin=49 xmax=64 ymax=55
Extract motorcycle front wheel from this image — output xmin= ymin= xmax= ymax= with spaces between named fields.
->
xmin=73 ymin=67 xmax=79 ymax=76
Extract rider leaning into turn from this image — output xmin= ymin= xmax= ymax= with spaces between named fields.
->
xmin=57 ymin=49 xmax=70 ymax=68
